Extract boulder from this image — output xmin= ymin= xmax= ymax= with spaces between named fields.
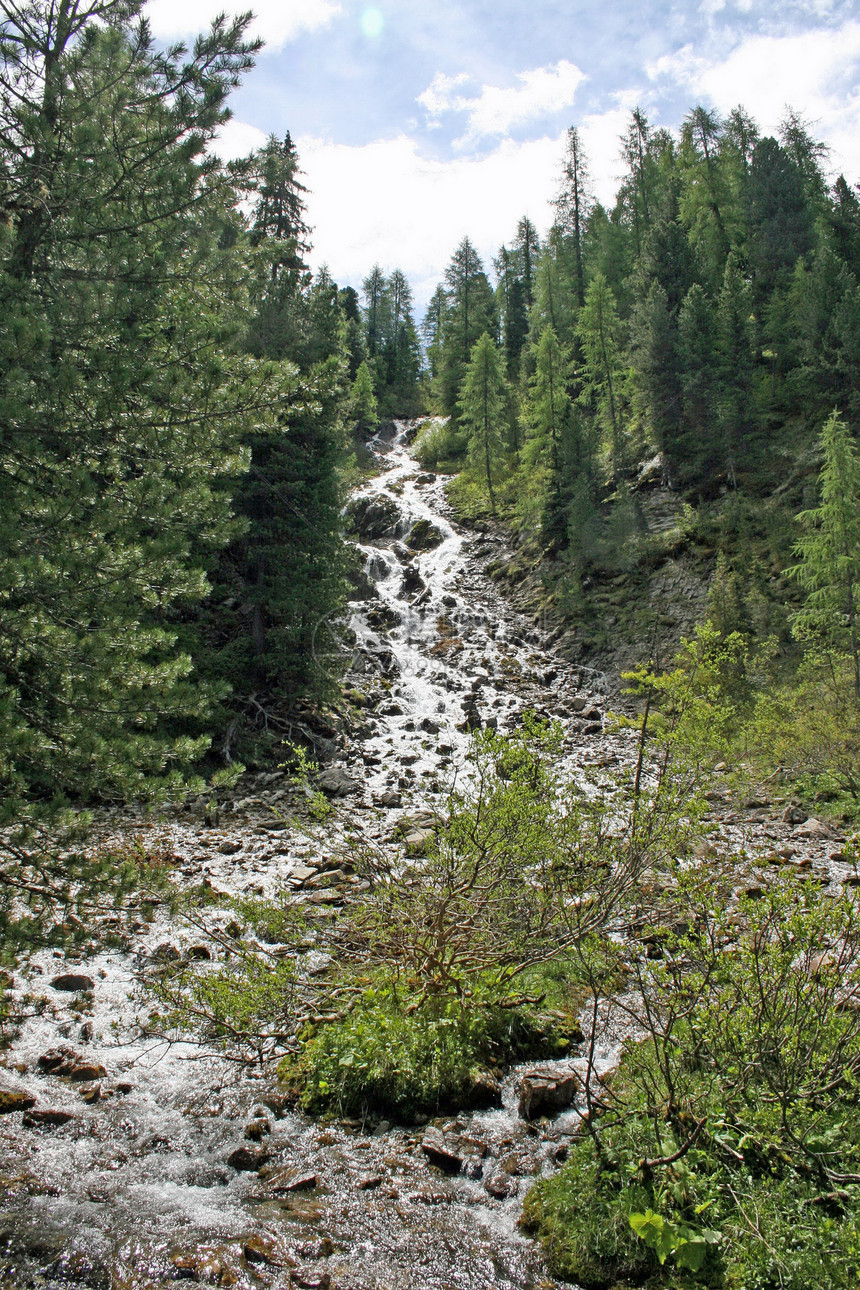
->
xmin=0 ymin=1088 xmax=36 ymax=1114
xmin=420 ymin=1129 xmax=463 ymax=1174
xmin=242 ymin=1235 xmax=291 ymax=1268
xmin=518 ymin=1067 xmax=579 ymax=1121
xmin=49 ymin=974 xmax=94 ymax=993
xmin=406 ymin=518 xmax=445 ymax=551
xmin=260 ymin=1166 xmax=318 ymax=1193
xmin=317 ymin=766 xmax=359 ymax=798
xmin=23 ymin=1109 xmax=76 ymax=1128
xmin=37 ymin=1048 xmax=106 ymax=1082
xmin=226 ymin=1146 xmax=271 ymax=1172
xmin=793 ymin=817 xmax=842 ymax=842
xmin=463 ymin=1069 xmax=502 ymax=1110
xmin=484 ymin=1170 xmax=518 ymax=1199
xmin=345 ymin=494 xmax=400 ymax=540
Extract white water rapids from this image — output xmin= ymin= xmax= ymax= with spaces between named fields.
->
xmin=0 ymin=423 xmax=641 ymax=1289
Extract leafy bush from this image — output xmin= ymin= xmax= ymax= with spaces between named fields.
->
xmin=524 ymin=871 xmax=860 ymax=1288
xmin=278 ymin=983 xmax=571 ymax=1119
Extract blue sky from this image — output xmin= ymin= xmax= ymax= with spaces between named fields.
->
xmin=145 ymin=0 xmax=860 ymax=313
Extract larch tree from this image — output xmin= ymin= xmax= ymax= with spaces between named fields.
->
xmin=440 ymin=237 xmax=497 ymax=414
xmin=460 ymin=333 xmax=508 ymax=513
xmin=576 ymin=271 xmax=627 ymax=478
xmin=791 ymin=411 xmax=860 ymax=699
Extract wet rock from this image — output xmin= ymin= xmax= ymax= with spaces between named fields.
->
xmin=463 ymin=1069 xmax=502 ymax=1110
xmin=346 ymin=563 xmax=376 ymax=600
xmin=80 ymin=1084 xmax=101 ymax=1104
xmin=345 ymin=493 xmax=400 ymax=540
xmin=406 ymin=518 xmax=445 ymax=551
xmin=0 ymin=1088 xmax=36 ymax=1114
xmin=226 ymin=1145 xmax=271 ymax=1172
xmin=484 ymin=1170 xmax=518 ymax=1199
xmin=244 ymin=1117 xmax=271 ymax=1141
xmin=518 ymin=1067 xmax=579 ymax=1121
xmin=317 ymin=766 xmax=359 ymax=797
xmin=375 ymin=790 xmax=402 ymax=808
xmin=357 ymin=1174 xmax=383 ymax=1190
xmin=420 ymin=1129 xmax=463 ymax=1173
xmin=37 ymin=1048 xmax=107 ymax=1083
xmin=217 ymin=841 xmax=242 ymax=856
xmin=50 ymin=973 xmax=95 ymax=993
xmin=22 ymin=1109 xmax=77 ymax=1128
xmin=242 ymin=1235 xmax=291 ymax=1267
xmin=291 ymin=1272 xmax=331 ymax=1289
xmin=261 ymin=1166 xmax=318 ymax=1193
xmin=170 ymin=1247 xmax=239 ymax=1284
xmin=401 ymin=565 xmax=425 ymax=595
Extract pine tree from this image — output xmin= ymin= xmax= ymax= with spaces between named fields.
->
xmin=679 ymin=106 xmax=730 ymax=281
xmin=678 ymin=283 xmax=718 ymax=481
xmin=351 ymin=360 xmax=378 ymax=437
xmin=460 ymin=333 xmax=508 ymax=512
xmin=209 ymin=143 xmax=349 ymax=721
xmin=0 ymin=2 xmax=266 ymax=809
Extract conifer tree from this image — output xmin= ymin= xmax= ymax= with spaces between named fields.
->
xmin=440 ymin=238 xmax=497 ymax=413
xmin=791 ymin=412 xmax=860 ymax=697
xmin=0 ymin=0 xmax=267 ymax=808
xmin=460 ymin=333 xmax=507 ymax=512
xmin=554 ymin=126 xmax=593 ymax=308
xmin=576 ymin=272 xmax=627 ymax=478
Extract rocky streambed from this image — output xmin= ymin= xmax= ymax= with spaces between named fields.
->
xmin=1 ymin=422 xmax=857 ymax=1290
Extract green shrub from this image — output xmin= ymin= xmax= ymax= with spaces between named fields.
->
xmin=524 ymin=873 xmax=860 ymax=1287
xmin=278 ymin=984 xmax=570 ymax=1119
xmin=413 ymin=417 xmax=468 ymax=471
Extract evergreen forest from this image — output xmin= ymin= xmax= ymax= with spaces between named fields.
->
xmin=3 ymin=3 xmax=860 ymax=1287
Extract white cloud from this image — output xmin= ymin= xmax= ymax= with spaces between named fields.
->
xmin=295 ymin=131 xmax=566 ymax=311
xmin=212 ymin=119 xmax=267 ymax=161
xmin=649 ymin=22 xmax=860 ymax=179
xmin=418 ymin=60 xmax=586 ymax=146
xmin=144 ymin=0 xmax=342 ymax=50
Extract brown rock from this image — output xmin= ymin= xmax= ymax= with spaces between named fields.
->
xmin=22 ymin=1109 xmax=76 ymax=1128
xmin=226 ymin=1146 xmax=271 ymax=1172
xmin=37 ymin=1048 xmax=106 ymax=1082
xmin=518 ymin=1068 xmax=579 ymax=1121
xmin=0 ymin=1089 xmax=36 ymax=1114
xmin=420 ymin=1129 xmax=463 ymax=1174
xmin=356 ymin=1174 xmax=383 ymax=1190
xmin=50 ymin=974 xmax=95 ymax=993
xmin=261 ymin=1166 xmax=318 ymax=1193
xmin=170 ymin=1248 xmax=239 ymax=1284
xmin=484 ymin=1170 xmax=518 ymax=1199
xmin=242 ymin=1235 xmax=291 ymax=1267
xmin=291 ymin=1272 xmax=331 ymax=1289
xmin=244 ymin=1118 xmax=271 ymax=1141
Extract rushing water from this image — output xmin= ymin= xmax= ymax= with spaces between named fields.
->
xmin=0 ymin=421 xmax=624 ymax=1290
